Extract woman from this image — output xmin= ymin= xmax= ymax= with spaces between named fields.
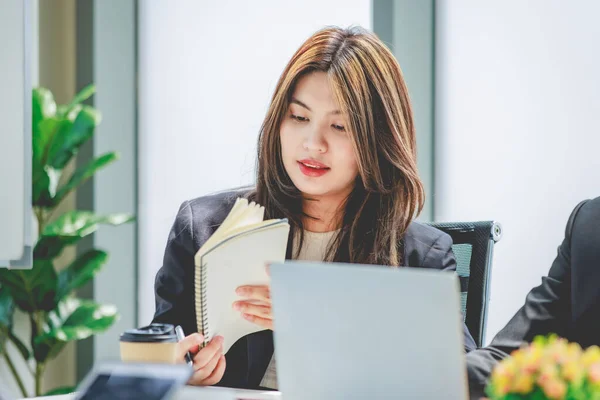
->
xmin=153 ymin=25 xmax=476 ymax=389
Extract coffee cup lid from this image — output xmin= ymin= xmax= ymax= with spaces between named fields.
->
xmin=120 ymin=323 xmax=177 ymax=343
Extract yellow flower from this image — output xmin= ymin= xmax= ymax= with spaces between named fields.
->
xmin=487 ymin=335 xmax=600 ymax=398
xmin=583 ymin=346 xmax=600 ymax=367
xmin=549 ymin=340 xmax=570 ymax=365
xmin=511 ymin=349 xmax=524 ymax=362
xmin=542 ymin=378 xmax=567 ymax=400
xmin=494 ymin=379 xmax=511 ymax=396
xmin=491 ymin=369 xmax=510 ymax=390
xmin=561 ymin=359 xmax=583 ymax=383
xmin=588 ymin=362 xmax=600 ymax=384
xmin=495 ymin=358 xmax=517 ymax=378
xmin=567 ymin=342 xmax=582 ymax=357
xmin=538 ymin=364 xmax=559 ymax=387
xmin=491 ymin=358 xmax=519 ymax=396
xmin=512 ymin=373 xmax=534 ymax=394
xmin=522 ymin=346 xmax=543 ymax=373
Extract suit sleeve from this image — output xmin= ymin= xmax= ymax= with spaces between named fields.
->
xmin=152 ymin=201 xmax=198 ymax=336
xmin=423 ymin=232 xmax=477 ymax=353
xmin=465 ymin=200 xmax=588 ymax=399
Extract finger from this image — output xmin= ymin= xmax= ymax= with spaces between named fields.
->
xmin=175 ymin=333 xmax=204 ymax=361
xmin=233 ymin=301 xmax=272 ymax=319
xmin=189 ymin=350 xmax=221 ymax=385
xmin=240 ymin=299 xmax=269 ymax=306
xmin=236 ymin=285 xmax=270 ymax=301
xmin=236 ymin=285 xmax=270 ymax=300
xmin=201 ymin=355 xmax=226 ymax=386
xmin=242 ymin=313 xmax=273 ymax=330
xmin=265 ymin=263 xmax=270 ymax=277
xmin=193 ymin=336 xmax=223 ymax=370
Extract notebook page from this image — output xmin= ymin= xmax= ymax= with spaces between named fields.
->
xmin=200 ymin=220 xmax=289 ymax=353
xmin=195 ymin=198 xmax=264 ymax=263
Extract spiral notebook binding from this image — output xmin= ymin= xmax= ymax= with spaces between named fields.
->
xmin=194 ymin=258 xmax=210 ymax=348
xmin=200 ymin=263 xmax=209 ymax=347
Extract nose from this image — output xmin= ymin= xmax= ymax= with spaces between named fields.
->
xmin=303 ymin=126 xmax=327 ymax=153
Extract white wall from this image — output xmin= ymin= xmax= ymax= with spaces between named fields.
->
xmin=93 ymin=0 xmax=137 ymax=364
xmin=137 ymin=0 xmax=372 ymax=326
xmin=435 ymin=0 xmax=600 ymax=344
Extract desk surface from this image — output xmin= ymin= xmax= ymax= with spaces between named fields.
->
xmin=25 ymin=386 xmax=282 ymax=400
xmin=178 ymin=386 xmax=281 ymax=399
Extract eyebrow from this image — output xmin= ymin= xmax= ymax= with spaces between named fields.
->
xmin=290 ymin=97 xmax=341 ymax=115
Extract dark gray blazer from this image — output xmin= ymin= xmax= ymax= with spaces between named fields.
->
xmin=152 ymin=189 xmax=476 ymax=389
xmin=467 ymin=197 xmax=600 ymax=399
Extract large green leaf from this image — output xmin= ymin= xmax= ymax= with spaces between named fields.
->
xmin=56 ymin=105 xmax=83 ymax=126
xmin=58 ymin=84 xmax=95 ymax=118
xmin=0 ymin=289 xmax=27 ymax=360
xmin=32 ymin=117 xmax=64 ymax=206
xmin=34 ymin=298 xmax=118 ymax=362
xmin=32 ymin=170 xmax=52 ymax=207
xmin=0 ymin=260 xmax=57 ymax=312
xmin=56 ymin=250 xmax=108 ymax=302
xmin=32 ymin=87 xmax=57 ymax=137
xmin=33 ymin=165 xmax=62 ymax=208
xmin=47 ymin=106 xmax=101 ymax=170
xmin=42 ymin=211 xmax=133 ymax=237
xmin=46 ymin=167 xmax=62 ymax=199
xmin=33 ymin=236 xmax=68 ymax=260
xmin=0 ymin=287 xmax=14 ymax=330
xmin=33 ymin=117 xmax=58 ymax=177
xmin=32 ymin=87 xmax=100 ymax=207
xmin=44 ymin=386 xmax=76 ymax=396
xmin=34 ymin=211 xmax=134 ymax=259
xmin=7 ymin=329 xmax=31 ymax=361
xmin=53 ymin=152 xmax=118 ymax=206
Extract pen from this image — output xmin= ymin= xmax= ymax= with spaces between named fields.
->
xmin=175 ymin=325 xmax=193 ymax=367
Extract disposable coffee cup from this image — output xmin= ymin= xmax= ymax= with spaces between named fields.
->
xmin=119 ymin=323 xmax=179 ymax=364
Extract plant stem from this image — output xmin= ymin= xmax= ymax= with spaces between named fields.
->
xmin=34 ymin=207 xmax=45 ymax=238
xmin=30 ymin=312 xmax=46 ymax=396
xmin=3 ymin=350 xmax=29 ymax=398
xmin=32 ymin=206 xmax=43 ymax=395
xmin=6 ymin=332 xmax=35 ymax=376
xmin=35 ymin=312 xmax=44 ymax=336
xmin=35 ymin=362 xmax=45 ymax=397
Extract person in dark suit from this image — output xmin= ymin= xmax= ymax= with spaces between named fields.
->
xmin=467 ymin=196 xmax=600 ymax=399
xmin=153 ymin=25 xmax=476 ymax=390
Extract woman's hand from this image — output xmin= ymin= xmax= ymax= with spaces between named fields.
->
xmin=233 ymin=284 xmax=273 ymax=330
xmin=176 ymin=333 xmax=226 ymax=386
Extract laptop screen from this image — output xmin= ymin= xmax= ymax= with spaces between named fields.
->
xmin=78 ymin=373 xmax=177 ymax=400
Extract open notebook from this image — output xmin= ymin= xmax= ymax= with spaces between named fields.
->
xmin=194 ymin=198 xmax=290 ymax=353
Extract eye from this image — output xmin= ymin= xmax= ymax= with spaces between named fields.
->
xmin=290 ymin=114 xmax=308 ymax=122
xmin=332 ymin=124 xmax=346 ymax=132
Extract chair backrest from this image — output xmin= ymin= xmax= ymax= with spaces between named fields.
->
xmin=425 ymin=221 xmax=502 ymax=347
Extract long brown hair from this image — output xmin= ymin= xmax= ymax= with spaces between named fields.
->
xmin=248 ymin=26 xmax=424 ymax=266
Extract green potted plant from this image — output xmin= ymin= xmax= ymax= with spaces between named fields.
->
xmin=0 ymin=84 xmax=133 ymax=397
xmin=486 ymin=334 xmax=600 ymax=400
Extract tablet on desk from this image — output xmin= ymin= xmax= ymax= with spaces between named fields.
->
xmin=74 ymin=362 xmax=192 ymax=400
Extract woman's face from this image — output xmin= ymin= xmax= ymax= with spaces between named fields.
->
xmin=280 ymin=72 xmax=359 ymax=202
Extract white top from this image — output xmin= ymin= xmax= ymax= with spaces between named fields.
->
xmin=259 ymin=229 xmax=338 ymax=389
xmin=293 ymin=229 xmax=338 ymax=262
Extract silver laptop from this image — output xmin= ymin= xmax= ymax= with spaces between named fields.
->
xmin=270 ymin=261 xmax=468 ymax=400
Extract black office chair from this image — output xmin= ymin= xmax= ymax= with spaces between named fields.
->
xmin=426 ymin=221 xmax=502 ymax=348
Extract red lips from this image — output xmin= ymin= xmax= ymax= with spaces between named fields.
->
xmin=297 ymin=159 xmax=330 ymax=177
